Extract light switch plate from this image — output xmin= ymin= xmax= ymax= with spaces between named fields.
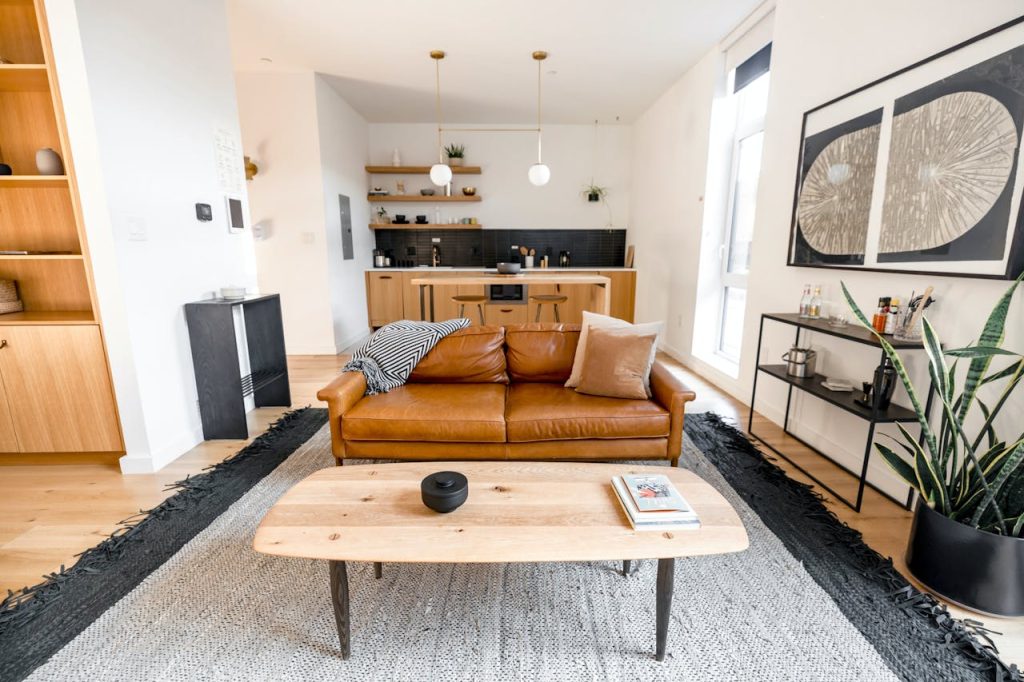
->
xmin=126 ymin=216 xmax=147 ymax=241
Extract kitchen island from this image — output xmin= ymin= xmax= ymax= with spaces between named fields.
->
xmin=410 ymin=272 xmax=611 ymax=322
xmin=364 ymin=268 xmax=636 ymax=327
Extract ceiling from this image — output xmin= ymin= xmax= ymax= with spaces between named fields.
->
xmin=226 ymin=0 xmax=761 ymax=124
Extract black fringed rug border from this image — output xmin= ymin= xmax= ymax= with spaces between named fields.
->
xmin=0 ymin=407 xmax=328 ymax=682
xmin=685 ymin=412 xmax=1020 ymax=682
xmin=1 ymin=408 xmax=1019 ymax=681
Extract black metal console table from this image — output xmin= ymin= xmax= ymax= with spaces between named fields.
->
xmin=185 ymin=294 xmax=290 ymax=439
xmin=748 ymin=313 xmax=934 ymax=512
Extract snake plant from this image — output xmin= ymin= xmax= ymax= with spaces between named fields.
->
xmin=842 ymin=274 xmax=1023 ymax=537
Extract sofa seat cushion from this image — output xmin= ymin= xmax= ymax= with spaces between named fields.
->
xmin=505 ymin=383 xmax=670 ymax=443
xmin=344 ymin=384 xmax=507 ymax=442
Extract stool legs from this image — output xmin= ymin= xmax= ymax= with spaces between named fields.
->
xmin=458 ymin=303 xmax=465 ymax=318
xmin=476 ymin=303 xmax=485 ymax=325
xmin=534 ymin=302 xmax=561 ymax=323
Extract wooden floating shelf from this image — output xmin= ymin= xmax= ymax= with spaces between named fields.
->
xmin=0 ymin=64 xmax=48 ymax=91
xmin=0 ymin=254 xmax=83 ymax=260
xmin=0 ymin=311 xmax=96 ymax=326
xmin=365 ymin=165 xmax=481 ymax=175
xmin=370 ymin=223 xmax=482 ymax=230
xmin=0 ymin=175 xmax=69 ymax=188
xmin=368 ymin=195 xmax=481 ymax=203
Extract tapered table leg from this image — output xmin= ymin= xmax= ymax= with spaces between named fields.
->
xmin=374 ymin=562 xmax=382 ymax=579
xmin=621 ymin=560 xmax=631 ymax=577
xmin=655 ymin=558 xmax=675 ymax=661
xmin=329 ymin=560 xmax=351 ymax=659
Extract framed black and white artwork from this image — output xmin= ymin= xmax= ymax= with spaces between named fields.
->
xmin=788 ymin=16 xmax=1024 ymax=280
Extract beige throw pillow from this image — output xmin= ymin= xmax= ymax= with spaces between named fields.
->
xmin=565 ymin=311 xmax=663 ymax=394
xmin=575 ymin=328 xmax=658 ymax=400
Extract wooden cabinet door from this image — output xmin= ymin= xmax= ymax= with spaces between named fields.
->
xmin=400 ymin=273 xmax=484 ymax=323
xmin=0 ymin=326 xmax=122 ymax=453
xmin=0 ymin=363 xmax=20 ymax=453
xmin=600 ymin=271 xmax=636 ymax=322
xmin=366 ymin=272 xmax=404 ymax=327
xmin=484 ymin=303 xmax=528 ymax=326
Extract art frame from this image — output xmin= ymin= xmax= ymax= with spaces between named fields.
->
xmin=787 ymin=15 xmax=1024 ymax=280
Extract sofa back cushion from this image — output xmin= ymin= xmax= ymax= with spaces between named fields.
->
xmin=409 ymin=325 xmax=509 ymax=384
xmin=505 ymin=323 xmax=581 ymax=382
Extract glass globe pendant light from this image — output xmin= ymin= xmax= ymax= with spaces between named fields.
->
xmin=528 ymin=51 xmax=550 ymax=186
xmin=429 ymin=50 xmax=452 ymax=187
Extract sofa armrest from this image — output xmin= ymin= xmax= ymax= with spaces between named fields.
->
xmin=317 ymin=371 xmax=367 ymax=463
xmin=650 ymin=361 xmax=696 ymax=465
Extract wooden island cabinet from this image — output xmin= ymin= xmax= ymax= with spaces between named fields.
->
xmin=365 ymin=269 xmax=636 ymax=328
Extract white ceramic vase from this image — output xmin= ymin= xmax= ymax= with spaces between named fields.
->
xmin=35 ymin=147 xmax=64 ymax=175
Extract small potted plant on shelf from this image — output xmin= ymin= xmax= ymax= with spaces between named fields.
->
xmin=375 ymin=206 xmax=391 ymax=225
xmin=444 ymin=143 xmax=466 ymax=167
xmin=842 ymin=275 xmax=1024 ymax=617
xmin=582 ymin=182 xmax=607 ymax=202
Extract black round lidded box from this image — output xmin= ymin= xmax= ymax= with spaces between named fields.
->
xmin=421 ymin=471 xmax=469 ymax=513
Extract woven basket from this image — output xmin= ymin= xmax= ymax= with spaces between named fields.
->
xmin=0 ymin=279 xmax=17 ymax=302
xmin=0 ymin=279 xmax=23 ymax=315
xmin=0 ymin=299 xmax=23 ymax=315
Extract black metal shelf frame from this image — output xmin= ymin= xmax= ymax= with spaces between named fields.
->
xmin=747 ymin=313 xmax=935 ymax=513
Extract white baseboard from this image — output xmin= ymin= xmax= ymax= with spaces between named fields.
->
xmin=118 ymin=425 xmax=204 ymax=474
xmin=751 ymin=401 xmax=908 ymax=500
xmin=336 ymin=330 xmax=370 ymax=355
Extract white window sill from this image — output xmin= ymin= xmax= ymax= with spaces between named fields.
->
xmin=693 ymin=349 xmax=741 ymax=380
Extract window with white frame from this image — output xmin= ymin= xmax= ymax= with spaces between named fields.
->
xmin=717 ymin=54 xmax=770 ymax=361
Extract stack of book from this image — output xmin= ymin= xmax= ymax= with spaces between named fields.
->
xmin=611 ymin=474 xmax=700 ymax=531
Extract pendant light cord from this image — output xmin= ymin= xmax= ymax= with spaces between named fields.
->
xmin=435 ymin=57 xmax=443 ymax=163
xmin=536 ymin=57 xmax=543 ymax=163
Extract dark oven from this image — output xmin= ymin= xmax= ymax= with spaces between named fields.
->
xmin=488 ymin=284 xmax=524 ymax=302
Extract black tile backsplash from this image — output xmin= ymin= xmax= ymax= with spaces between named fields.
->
xmin=372 ymin=229 xmax=626 ymax=268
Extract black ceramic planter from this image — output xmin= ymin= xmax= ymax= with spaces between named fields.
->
xmin=906 ymin=501 xmax=1024 ymax=616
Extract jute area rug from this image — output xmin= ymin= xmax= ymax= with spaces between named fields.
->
xmin=0 ymin=409 xmax=1017 ymax=681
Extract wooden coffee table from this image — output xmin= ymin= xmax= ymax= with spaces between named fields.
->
xmin=253 ymin=461 xmax=748 ymax=661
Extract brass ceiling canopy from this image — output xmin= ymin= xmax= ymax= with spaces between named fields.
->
xmin=430 ymin=50 xmax=445 ymax=60
xmin=532 ymin=51 xmax=548 ymax=61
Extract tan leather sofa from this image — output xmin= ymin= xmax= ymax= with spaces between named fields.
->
xmin=317 ymin=323 xmax=696 ymax=466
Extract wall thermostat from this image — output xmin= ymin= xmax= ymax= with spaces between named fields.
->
xmin=195 ymin=203 xmax=213 ymax=222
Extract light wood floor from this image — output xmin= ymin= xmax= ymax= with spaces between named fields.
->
xmin=0 ymin=353 xmax=1019 ymax=667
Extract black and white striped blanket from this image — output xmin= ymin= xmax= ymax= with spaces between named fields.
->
xmin=343 ymin=318 xmax=470 ymax=395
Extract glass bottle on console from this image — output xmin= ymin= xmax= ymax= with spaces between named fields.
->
xmin=798 ymin=284 xmax=811 ymax=318
xmin=808 ymin=285 xmax=822 ymax=319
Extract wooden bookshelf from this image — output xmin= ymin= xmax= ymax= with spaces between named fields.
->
xmin=0 ymin=0 xmax=124 ymax=455
xmin=365 ymin=165 xmax=481 ymax=175
xmin=368 ymin=194 xmax=481 ymax=203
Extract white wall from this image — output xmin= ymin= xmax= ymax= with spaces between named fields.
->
xmin=47 ymin=0 xmax=258 ymax=473
xmin=632 ymin=0 xmax=1024 ymax=499
xmin=629 ymin=50 xmax=721 ymax=362
xmin=236 ymin=73 xmax=371 ymax=355
xmin=368 ymin=123 xmax=631 ymax=229
xmin=236 ymin=72 xmax=336 ymax=355
xmin=314 ymin=77 xmax=372 ymax=352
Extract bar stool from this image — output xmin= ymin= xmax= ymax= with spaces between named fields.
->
xmin=531 ymin=294 xmax=568 ymax=322
xmin=452 ymin=294 xmax=486 ymax=325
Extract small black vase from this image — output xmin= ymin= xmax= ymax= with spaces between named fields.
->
xmin=0 ymin=163 xmax=11 ymax=176
xmin=872 ymin=357 xmax=897 ymax=410
xmin=421 ymin=471 xmax=468 ymax=513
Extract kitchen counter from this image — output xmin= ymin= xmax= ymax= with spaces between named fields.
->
xmin=367 ymin=266 xmax=636 ymax=272
xmin=410 ymin=272 xmax=611 ymax=321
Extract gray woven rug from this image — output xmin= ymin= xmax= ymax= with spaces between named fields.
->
xmin=4 ymin=411 xmax=1018 ymax=681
